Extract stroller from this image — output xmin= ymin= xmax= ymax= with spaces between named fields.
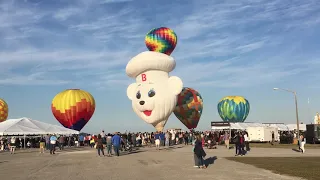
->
xmin=206 ymin=139 xmax=217 ymax=149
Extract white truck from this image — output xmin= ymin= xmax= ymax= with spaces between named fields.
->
xmin=247 ymin=126 xmax=278 ymax=142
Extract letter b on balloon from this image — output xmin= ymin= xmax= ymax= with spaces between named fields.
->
xmin=141 ymin=73 xmax=147 ymax=82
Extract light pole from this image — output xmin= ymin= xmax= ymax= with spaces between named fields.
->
xmin=273 ymin=88 xmax=300 ymax=138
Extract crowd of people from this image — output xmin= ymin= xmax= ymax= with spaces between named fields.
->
xmin=0 ymin=129 xmax=307 ymax=169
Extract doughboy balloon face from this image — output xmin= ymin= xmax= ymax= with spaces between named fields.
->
xmin=127 ymin=75 xmax=183 ymax=125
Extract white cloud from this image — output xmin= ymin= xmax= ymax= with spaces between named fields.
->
xmin=53 ymin=7 xmax=82 ymax=21
xmin=0 ymin=0 xmax=319 ymax=87
xmin=99 ymin=0 xmax=133 ymax=4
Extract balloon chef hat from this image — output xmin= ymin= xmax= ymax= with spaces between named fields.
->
xmin=126 ymin=27 xmax=182 ymax=132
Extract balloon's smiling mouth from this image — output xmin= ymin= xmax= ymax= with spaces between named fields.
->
xmin=143 ymin=110 xmax=152 ymax=116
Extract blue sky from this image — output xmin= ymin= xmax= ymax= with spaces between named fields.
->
xmin=0 ymin=0 xmax=320 ymax=133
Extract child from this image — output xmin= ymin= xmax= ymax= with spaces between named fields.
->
xmin=192 ymin=138 xmax=198 ymax=168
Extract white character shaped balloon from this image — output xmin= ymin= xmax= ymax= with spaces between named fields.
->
xmin=126 ymin=28 xmax=183 ymax=131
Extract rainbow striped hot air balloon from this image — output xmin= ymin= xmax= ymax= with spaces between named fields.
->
xmin=217 ymin=96 xmax=250 ymax=123
xmin=174 ymin=87 xmax=203 ymax=130
xmin=0 ymin=98 xmax=8 ymax=122
xmin=51 ymin=89 xmax=95 ymax=131
xmin=145 ymin=27 xmax=177 ymax=55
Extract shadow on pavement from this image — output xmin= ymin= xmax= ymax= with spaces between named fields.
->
xmin=291 ymin=148 xmax=301 ymax=153
xmin=120 ymin=149 xmax=145 ymax=156
xmin=163 ymin=146 xmax=184 ymax=150
xmin=204 ymin=156 xmax=217 ymax=167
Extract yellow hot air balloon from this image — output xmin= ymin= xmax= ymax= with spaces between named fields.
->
xmin=0 ymin=98 xmax=8 ymax=122
xmin=51 ymin=89 xmax=95 ymax=131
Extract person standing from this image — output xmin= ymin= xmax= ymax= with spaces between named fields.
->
xmin=234 ymin=132 xmax=240 ymax=156
xmin=165 ymin=131 xmax=170 ymax=147
xmin=49 ymin=134 xmax=57 ymax=155
xmin=171 ymin=131 xmax=175 ymax=146
xmin=10 ymin=136 xmax=16 ymax=154
xmin=112 ymin=132 xmax=121 ymax=156
xmin=79 ymin=134 xmax=84 ymax=146
xmin=192 ymin=137 xmax=198 ymax=168
xmin=224 ymin=132 xmax=230 ymax=149
xmin=155 ymin=132 xmax=160 ymax=150
xmin=244 ymin=132 xmax=250 ymax=151
xmin=131 ymin=133 xmax=136 ymax=147
xmin=39 ymin=136 xmax=45 ymax=153
xmin=271 ymin=131 xmax=275 ymax=145
xmin=239 ymin=133 xmax=245 ymax=156
xmin=160 ymin=132 xmax=165 ymax=146
xmin=184 ymin=132 xmax=189 ymax=145
xmin=58 ymin=135 xmax=65 ymax=150
xmin=45 ymin=134 xmax=50 ymax=150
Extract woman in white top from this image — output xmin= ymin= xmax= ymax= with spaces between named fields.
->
xmin=10 ymin=137 xmax=16 ymax=154
xmin=300 ymin=135 xmax=306 ymax=153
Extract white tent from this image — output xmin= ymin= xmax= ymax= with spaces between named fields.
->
xmin=264 ymin=124 xmax=289 ymax=131
xmin=0 ymin=117 xmax=79 ymax=135
xmin=286 ymin=124 xmax=306 ymax=131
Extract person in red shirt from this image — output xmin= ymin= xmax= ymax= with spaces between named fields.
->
xmin=239 ymin=133 xmax=245 ymax=156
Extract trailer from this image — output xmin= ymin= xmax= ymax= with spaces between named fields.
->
xmin=306 ymin=124 xmax=320 ymax=144
xmin=247 ymin=126 xmax=278 ymax=142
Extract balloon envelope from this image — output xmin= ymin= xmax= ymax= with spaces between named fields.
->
xmin=145 ymin=27 xmax=177 ymax=55
xmin=174 ymin=87 xmax=203 ymax=129
xmin=217 ymin=96 xmax=250 ymax=122
xmin=51 ymin=89 xmax=95 ymax=131
xmin=0 ymin=98 xmax=8 ymax=122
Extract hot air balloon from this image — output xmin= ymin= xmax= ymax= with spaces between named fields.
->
xmin=51 ymin=89 xmax=95 ymax=131
xmin=217 ymin=96 xmax=250 ymax=122
xmin=145 ymin=27 xmax=177 ymax=56
xmin=174 ymin=87 xmax=203 ymax=130
xmin=0 ymin=98 xmax=8 ymax=122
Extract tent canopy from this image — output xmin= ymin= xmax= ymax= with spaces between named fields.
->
xmin=0 ymin=117 xmax=79 ymax=135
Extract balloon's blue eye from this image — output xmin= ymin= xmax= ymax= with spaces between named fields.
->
xmin=148 ymin=89 xmax=155 ymax=97
xmin=136 ymin=91 xmax=141 ymax=99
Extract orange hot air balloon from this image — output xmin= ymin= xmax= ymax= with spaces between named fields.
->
xmin=0 ymin=98 xmax=8 ymax=122
xmin=51 ymin=89 xmax=95 ymax=131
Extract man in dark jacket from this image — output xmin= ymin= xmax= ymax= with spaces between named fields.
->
xmin=233 ymin=132 xmax=240 ymax=156
xmin=131 ymin=133 xmax=136 ymax=147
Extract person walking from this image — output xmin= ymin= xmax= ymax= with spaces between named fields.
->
xmin=106 ymin=134 xmax=113 ymax=156
xmin=49 ymin=134 xmax=57 ymax=155
xmin=194 ymin=134 xmax=206 ymax=169
xmin=300 ymin=135 xmax=306 ymax=153
xmin=58 ymin=135 xmax=65 ymax=150
xmin=112 ymin=132 xmax=121 ymax=156
xmin=239 ymin=133 xmax=245 ymax=156
xmin=95 ymin=134 xmax=105 ymax=157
